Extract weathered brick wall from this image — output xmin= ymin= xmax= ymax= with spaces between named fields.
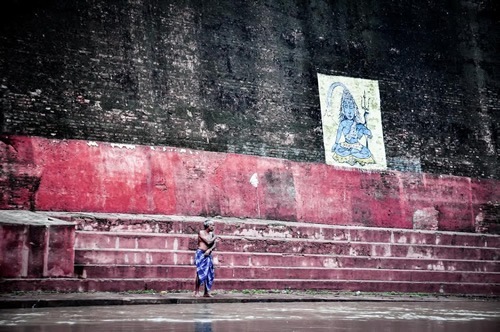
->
xmin=0 ymin=0 xmax=498 ymax=179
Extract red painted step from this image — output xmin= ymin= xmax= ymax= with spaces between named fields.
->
xmin=74 ymin=248 xmax=499 ymax=273
xmin=75 ymin=232 xmax=499 ymax=261
xmin=74 ymin=264 xmax=499 ymax=284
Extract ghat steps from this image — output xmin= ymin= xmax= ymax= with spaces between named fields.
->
xmin=1 ymin=212 xmax=499 ymax=295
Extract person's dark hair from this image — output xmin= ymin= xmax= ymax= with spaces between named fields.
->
xmin=203 ymin=219 xmax=214 ymax=229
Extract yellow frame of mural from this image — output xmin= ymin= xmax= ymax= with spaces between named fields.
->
xmin=317 ymin=74 xmax=387 ymax=170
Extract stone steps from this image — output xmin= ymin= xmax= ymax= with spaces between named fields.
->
xmin=1 ymin=212 xmax=498 ymax=295
xmin=67 ymin=213 xmax=500 ymax=295
xmin=47 ymin=212 xmax=499 ymax=248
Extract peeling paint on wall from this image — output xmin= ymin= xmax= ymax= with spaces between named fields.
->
xmin=413 ymin=207 xmax=439 ymax=230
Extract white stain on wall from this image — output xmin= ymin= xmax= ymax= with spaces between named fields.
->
xmin=111 ymin=143 xmax=136 ymax=150
xmin=250 ymin=173 xmax=259 ymax=188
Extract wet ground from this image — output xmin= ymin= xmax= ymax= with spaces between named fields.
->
xmin=1 ymin=300 xmax=499 ymax=332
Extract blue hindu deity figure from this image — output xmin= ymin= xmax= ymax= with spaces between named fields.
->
xmin=327 ymin=82 xmax=375 ymax=166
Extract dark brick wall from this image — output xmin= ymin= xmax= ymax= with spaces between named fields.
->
xmin=1 ymin=0 xmax=498 ymax=179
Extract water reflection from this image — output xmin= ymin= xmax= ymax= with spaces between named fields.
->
xmin=0 ymin=301 xmax=498 ymax=332
xmin=195 ymin=321 xmax=213 ymax=332
xmin=194 ymin=304 xmax=213 ymax=332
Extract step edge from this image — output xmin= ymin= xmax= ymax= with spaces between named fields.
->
xmin=74 ymin=235 xmax=500 ymax=250
xmin=73 ymin=248 xmax=500 ymax=261
xmin=73 ymin=264 xmax=499 ymax=273
xmin=41 ymin=211 xmax=500 ymax=238
xmin=1 ymin=277 xmax=498 ymax=286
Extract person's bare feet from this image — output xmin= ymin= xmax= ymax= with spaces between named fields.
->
xmin=194 ymin=292 xmax=201 ymax=297
xmin=203 ymin=293 xmax=213 ymax=298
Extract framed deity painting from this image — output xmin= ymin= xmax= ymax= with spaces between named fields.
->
xmin=317 ymin=74 xmax=387 ymax=170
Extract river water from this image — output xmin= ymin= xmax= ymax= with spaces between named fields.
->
xmin=0 ymin=301 xmax=498 ymax=331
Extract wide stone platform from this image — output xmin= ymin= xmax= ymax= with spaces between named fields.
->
xmin=1 ymin=211 xmax=499 ymax=295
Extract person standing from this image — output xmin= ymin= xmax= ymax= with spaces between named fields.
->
xmin=194 ymin=219 xmax=218 ymax=297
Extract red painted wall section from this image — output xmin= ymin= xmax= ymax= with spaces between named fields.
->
xmin=0 ymin=136 xmax=42 ymax=210
xmin=0 ymin=211 xmax=75 ymax=278
xmin=293 ymin=164 xmax=355 ymax=225
xmin=420 ymin=175 xmax=474 ymax=232
xmin=398 ymin=173 xmax=473 ymax=232
xmin=0 ymin=224 xmax=29 ymax=277
xmin=218 ymin=154 xmax=260 ymax=218
xmin=1 ymin=135 xmax=498 ymax=232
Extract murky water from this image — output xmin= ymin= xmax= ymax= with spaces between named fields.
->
xmin=0 ymin=301 xmax=498 ymax=331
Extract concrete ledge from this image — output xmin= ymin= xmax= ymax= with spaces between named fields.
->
xmin=1 ymin=278 xmax=498 ymax=295
xmin=1 ymin=290 xmax=497 ymax=309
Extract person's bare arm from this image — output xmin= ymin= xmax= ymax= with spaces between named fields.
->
xmin=204 ymin=237 xmax=217 ymax=256
xmin=199 ymin=230 xmax=217 ymax=246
